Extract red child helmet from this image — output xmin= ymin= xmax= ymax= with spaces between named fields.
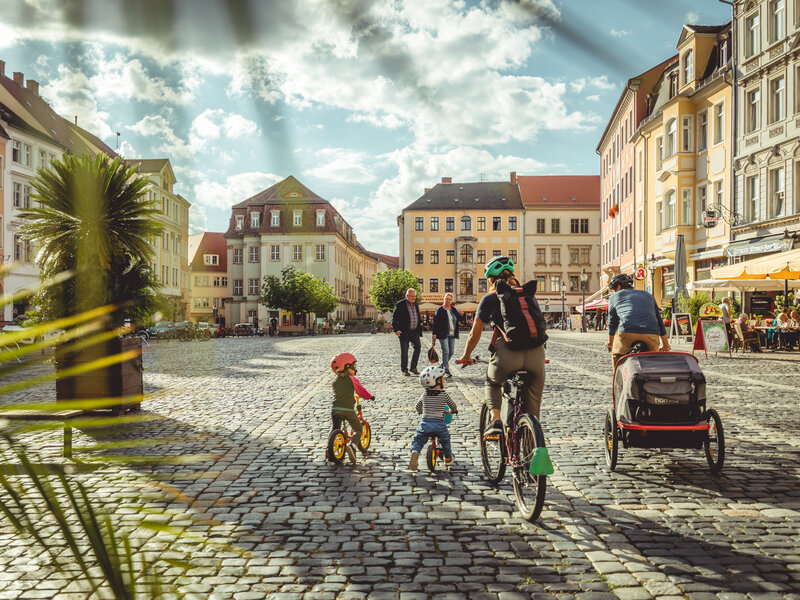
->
xmin=330 ymin=352 xmax=356 ymax=374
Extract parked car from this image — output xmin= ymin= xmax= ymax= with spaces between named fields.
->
xmin=196 ymin=322 xmax=211 ymax=333
xmin=233 ymin=323 xmax=254 ymax=337
xmin=149 ymin=320 xmax=176 ymax=339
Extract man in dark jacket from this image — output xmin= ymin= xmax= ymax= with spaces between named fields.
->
xmin=392 ymin=288 xmax=422 ymax=376
xmin=431 ymin=293 xmax=461 ymax=377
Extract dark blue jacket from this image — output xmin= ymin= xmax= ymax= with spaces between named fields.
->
xmin=608 ymin=289 xmax=666 ymax=337
xmin=432 ymin=305 xmax=462 ymax=339
xmin=392 ymin=299 xmax=422 ymax=335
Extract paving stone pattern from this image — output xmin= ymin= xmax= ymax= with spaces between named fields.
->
xmin=0 ymin=331 xmax=799 ymax=599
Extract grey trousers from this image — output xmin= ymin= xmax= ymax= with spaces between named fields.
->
xmin=485 ymin=339 xmax=546 ymax=419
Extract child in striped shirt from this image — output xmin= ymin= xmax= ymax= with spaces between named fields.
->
xmin=409 ymin=365 xmax=458 ymax=470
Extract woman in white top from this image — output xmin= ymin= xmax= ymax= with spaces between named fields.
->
xmin=432 ymin=293 xmax=462 ymax=377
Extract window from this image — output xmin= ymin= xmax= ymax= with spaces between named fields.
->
xmin=235 ymin=215 xmax=244 ymax=230
xmin=569 ymin=247 xmax=580 ymax=265
xmin=770 ymin=76 xmax=785 ymax=123
xmin=550 ymin=275 xmax=561 ymax=292
xmin=270 ymin=245 xmax=280 ymax=261
xmin=460 ymin=273 xmax=473 ymax=296
xmin=746 ymin=12 xmax=760 ymax=56
xmin=656 ymin=136 xmax=664 ymax=170
xmin=11 ymin=140 xmax=20 ymax=163
xmin=460 ymin=244 xmax=473 ymax=263
xmin=478 ymin=278 xmax=487 ymax=293
xmin=681 ymin=117 xmax=692 ymax=152
xmin=248 ymin=279 xmax=260 ymax=295
xmin=508 ymin=216 xmax=517 ymax=231
xmin=317 ymin=210 xmax=325 ymax=226
xmin=492 ymin=249 xmax=501 ymax=257
xmin=681 ymin=189 xmax=692 ymax=225
xmin=771 ymin=167 xmax=785 ymax=217
xmin=665 ymin=118 xmax=676 ymax=157
xmin=665 ymin=190 xmax=676 ymax=228
xmin=477 ymin=217 xmax=486 ymax=231
xmin=551 ymin=219 xmax=560 ymax=234
xmin=430 ymin=216 xmax=439 ymax=231
xmin=492 ymin=216 xmax=502 ymax=231
xmin=747 ymin=175 xmax=760 ymax=221
xmin=682 ymin=49 xmax=693 ymax=86
xmin=477 ymin=249 xmax=486 ymax=264
xmin=293 ymin=210 xmax=302 ymax=226
xmin=551 ymin=248 xmax=560 ymax=264
xmin=446 ymin=217 xmax=455 ymax=231
xmin=430 ymin=250 xmax=439 ymax=264
xmin=249 ymin=246 xmax=259 ymax=262
xmin=536 ymin=248 xmax=546 ymax=264
xmin=233 ymin=248 xmax=243 ymax=264
xmin=461 ymin=216 xmax=471 ymax=230
xmin=415 ymin=217 xmax=424 ymax=231
xmin=570 ymin=219 xmax=579 ymax=234
xmin=23 ymin=143 xmax=31 ymax=167
xmin=698 ymin=112 xmax=708 ymax=151
xmin=13 ymin=182 xmax=21 ymax=207
xmin=669 ymin=72 xmax=678 ymax=98
xmin=747 ymin=88 xmax=761 ymax=132
xmin=271 ymin=211 xmax=280 ymax=227
xmin=580 ymin=248 xmax=590 ymax=264
xmin=444 ymin=278 xmax=453 ymax=293
xmin=233 ymin=279 xmax=243 ymax=295
xmin=429 ymin=278 xmax=439 ymax=293
xmin=536 ymin=219 xmax=545 ymax=234
xmin=569 ymin=275 xmax=580 ymax=293
xmin=446 ymin=250 xmax=455 ymax=264
xmin=39 ymin=149 xmax=47 ymax=169
xmin=714 ymin=102 xmax=725 ymax=143
xmin=697 ymin=185 xmax=708 ymax=224
xmin=535 ymin=275 xmax=546 ymax=292
xmin=293 ymin=244 xmax=303 ymax=261
xmin=770 ymin=0 xmax=785 ymax=42
xmin=14 ymin=234 xmax=24 ymax=261
xmin=250 ymin=212 xmax=260 ymax=228
xmin=580 ymin=219 xmax=589 ymax=233
xmin=508 ymin=250 xmax=517 ymax=263
xmin=415 ymin=250 xmax=424 ymax=264
xmin=656 ymin=200 xmax=663 ymax=233
xmin=315 ymin=244 xmax=326 ymax=260
xmin=203 ymin=254 xmax=219 ymax=266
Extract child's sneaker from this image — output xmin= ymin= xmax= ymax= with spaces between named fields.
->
xmin=409 ymin=451 xmax=419 ymax=471
xmin=345 ymin=443 xmax=357 ymax=464
xmin=444 ymin=456 xmax=454 ymax=467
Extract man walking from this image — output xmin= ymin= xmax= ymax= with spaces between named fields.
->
xmin=392 ymin=288 xmax=422 ymax=376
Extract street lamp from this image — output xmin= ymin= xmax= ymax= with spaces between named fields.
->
xmin=647 ymin=254 xmax=657 ymax=297
xmin=560 ymin=282 xmax=566 ymax=330
xmin=580 ymin=269 xmax=588 ymax=332
xmin=212 ymin=302 xmax=218 ymax=325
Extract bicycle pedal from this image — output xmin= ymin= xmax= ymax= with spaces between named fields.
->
xmin=483 ymin=433 xmax=500 ymax=441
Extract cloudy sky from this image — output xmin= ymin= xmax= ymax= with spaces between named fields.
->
xmin=0 ymin=0 xmax=731 ymax=255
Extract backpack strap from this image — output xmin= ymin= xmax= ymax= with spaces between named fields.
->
xmin=488 ymin=289 xmax=509 ymax=345
xmin=515 ymin=287 xmax=539 ymax=338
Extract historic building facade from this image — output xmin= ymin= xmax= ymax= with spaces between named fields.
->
xmin=188 ymin=232 xmax=227 ymax=324
xmin=398 ymin=174 xmax=524 ymax=307
xmin=223 ymin=175 xmax=389 ymax=326
xmin=518 ymin=175 xmax=601 ymax=317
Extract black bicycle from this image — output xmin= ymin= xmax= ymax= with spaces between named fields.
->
xmin=471 ymin=357 xmax=549 ymax=522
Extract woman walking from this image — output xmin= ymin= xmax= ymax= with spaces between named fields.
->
xmin=432 ymin=293 xmax=462 ymax=378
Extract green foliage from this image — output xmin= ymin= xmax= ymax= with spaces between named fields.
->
xmin=677 ymin=292 xmax=711 ymax=326
xmin=775 ymin=292 xmax=798 ymax=314
xmin=369 ymin=269 xmax=420 ymax=312
xmin=20 ymin=153 xmax=163 ymax=328
xmin=260 ymin=266 xmax=338 ymax=320
xmin=660 ymin=301 xmax=672 ymax=322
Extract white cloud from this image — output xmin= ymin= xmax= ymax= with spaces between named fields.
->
xmin=127 ymin=115 xmax=192 ymax=158
xmin=585 ymin=94 xmax=600 ymax=102
xmin=570 ymin=76 xmax=616 ymax=93
xmin=118 ymin=140 xmax=139 ymax=158
xmin=305 ymin=148 xmax=377 ymax=184
xmin=191 ymin=171 xmax=283 ymax=211
xmin=189 ymin=203 xmax=208 ymax=234
xmin=610 ymin=29 xmax=630 ymax=38
xmin=686 ymin=11 xmax=700 ymax=23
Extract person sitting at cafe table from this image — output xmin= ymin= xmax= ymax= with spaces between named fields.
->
xmin=791 ymin=310 xmax=800 ymax=328
xmin=735 ymin=313 xmax=763 ymax=352
xmin=776 ymin=312 xmax=797 ymax=350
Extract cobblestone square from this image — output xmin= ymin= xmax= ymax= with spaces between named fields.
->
xmin=1 ymin=331 xmax=800 ymax=599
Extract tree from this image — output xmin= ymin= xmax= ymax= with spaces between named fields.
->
xmin=20 ymin=153 xmax=163 ymax=327
xmin=369 ymin=269 xmax=420 ymax=312
xmin=261 ymin=266 xmax=338 ymax=324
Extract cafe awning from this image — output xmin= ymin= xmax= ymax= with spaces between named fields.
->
xmin=724 ymin=233 xmax=793 ymax=258
xmin=418 ymin=302 xmax=438 ymax=312
xmin=711 ymin=248 xmax=800 ymax=280
xmin=576 ymin=298 xmax=609 ymax=313
xmin=457 ymin=301 xmax=479 ymax=311
xmin=688 ymin=278 xmax=800 ymax=292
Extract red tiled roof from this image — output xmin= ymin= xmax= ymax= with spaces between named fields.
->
xmin=517 ymin=175 xmax=600 ymax=207
xmin=188 ymin=232 xmax=227 ymax=271
xmin=370 ymin=252 xmax=399 ymax=269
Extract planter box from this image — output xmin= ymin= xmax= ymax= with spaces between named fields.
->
xmin=55 ymin=337 xmax=143 ymax=413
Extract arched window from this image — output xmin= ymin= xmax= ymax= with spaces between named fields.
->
xmin=460 ymin=216 xmax=471 ymax=230
xmin=665 ymin=118 xmax=677 ymax=157
xmin=665 ymin=189 xmax=676 ymax=228
xmin=460 ymin=272 xmax=473 ymax=296
xmin=460 ymin=244 xmax=473 ymax=263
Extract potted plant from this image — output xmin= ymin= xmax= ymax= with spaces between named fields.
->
xmin=20 ymin=153 xmax=163 ymax=412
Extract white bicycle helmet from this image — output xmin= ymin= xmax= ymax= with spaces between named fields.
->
xmin=419 ymin=365 xmax=445 ymax=388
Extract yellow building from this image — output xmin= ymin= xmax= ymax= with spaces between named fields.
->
xmin=125 ymin=159 xmax=191 ymax=320
xmin=188 ymin=232 xmax=227 ymax=324
xmin=635 ymin=24 xmax=732 ymax=302
xmin=398 ymin=174 xmax=524 ymax=308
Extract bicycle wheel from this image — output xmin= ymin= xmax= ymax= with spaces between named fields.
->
xmin=426 ymin=444 xmax=436 ymax=472
xmin=604 ymin=408 xmax=618 ymax=471
xmin=359 ymin=421 xmax=371 ymax=453
xmin=327 ymin=429 xmax=346 ymax=464
xmin=479 ymin=404 xmax=505 ymax=485
xmin=704 ymin=408 xmax=724 ymax=473
xmin=512 ymin=415 xmax=547 ymax=522
xmin=200 ymin=330 xmax=211 ymax=341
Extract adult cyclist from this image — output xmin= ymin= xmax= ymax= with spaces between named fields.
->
xmin=606 ymin=273 xmax=670 ymax=368
xmin=456 ymin=256 xmax=546 ymax=438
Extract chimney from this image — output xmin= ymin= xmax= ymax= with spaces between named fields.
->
xmin=441 ymin=177 xmax=452 ymax=184
xmin=13 ymin=72 xmax=23 ymax=86
xmin=74 ymin=116 xmax=78 ymax=125
xmin=26 ymin=79 xmax=39 ymax=95
xmin=510 ymin=171 xmax=517 ymax=184
xmin=0 ymin=61 xmax=5 ymax=76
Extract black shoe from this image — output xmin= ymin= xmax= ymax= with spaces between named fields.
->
xmin=445 ymin=371 xmax=453 ymax=379
xmin=484 ymin=420 xmax=503 ymax=439
xmin=410 ymin=368 xmax=420 ymax=375
xmin=402 ymin=370 xmax=410 ymax=376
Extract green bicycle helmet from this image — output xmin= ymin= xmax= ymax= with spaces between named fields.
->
xmin=484 ymin=255 xmax=515 ymax=278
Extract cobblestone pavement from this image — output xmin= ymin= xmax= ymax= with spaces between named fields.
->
xmin=1 ymin=330 xmax=800 ymax=599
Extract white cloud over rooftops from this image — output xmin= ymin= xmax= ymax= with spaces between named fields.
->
xmin=610 ymin=29 xmax=630 ymax=38
xmin=191 ymin=171 xmax=283 ymax=212
xmin=305 ymin=148 xmax=378 ymax=184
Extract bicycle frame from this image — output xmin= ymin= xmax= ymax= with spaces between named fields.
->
xmin=503 ymin=375 xmax=528 ymax=468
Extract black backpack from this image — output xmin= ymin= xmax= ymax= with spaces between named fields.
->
xmin=493 ymin=280 xmax=548 ymax=350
